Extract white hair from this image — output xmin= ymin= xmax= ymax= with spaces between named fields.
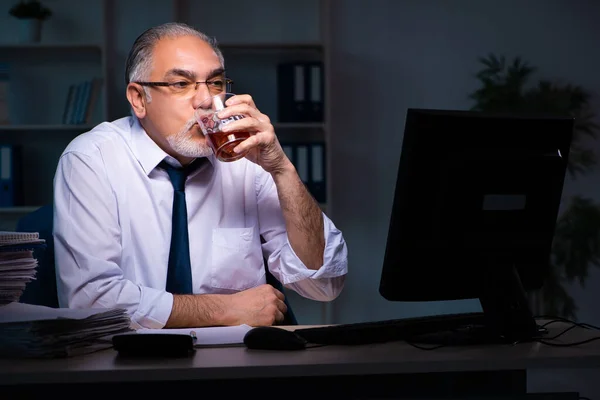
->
xmin=125 ymin=22 xmax=224 ymax=107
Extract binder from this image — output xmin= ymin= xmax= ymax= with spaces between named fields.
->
xmin=280 ymin=142 xmax=326 ymax=203
xmin=0 ymin=144 xmax=23 ymax=207
xmin=296 ymin=144 xmax=309 ymax=185
xmin=282 ymin=144 xmax=294 ymax=164
xmin=277 ymin=62 xmax=308 ymax=122
xmin=0 ymin=63 xmax=9 ymax=125
xmin=309 ymin=143 xmax=326 ymax=203
xmin=307 ymin=62 xmax=324 ymax=122
xmin=277 ymin=62 xmax=324 ymax=123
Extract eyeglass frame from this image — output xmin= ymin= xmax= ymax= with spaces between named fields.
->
xmin=133 ymin=78 xmax=234 ymax=96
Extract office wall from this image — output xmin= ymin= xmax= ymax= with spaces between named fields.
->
xmin=326 ymin=0 xmax=600 ymax=397
xmin=328 ymin=0 xmax=600 ymax=323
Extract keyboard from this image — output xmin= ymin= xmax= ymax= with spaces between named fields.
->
xmin=294 ymin=312 xmax=493 ymax=346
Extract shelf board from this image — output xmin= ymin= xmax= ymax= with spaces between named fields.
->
xmin=219 ymin=42 xmax=322 ymax=51
xmin=2 ymin=124 xmax=321 ymax=132
xmin=0 ymin=124 xmax=95 ymax=132
xmin=273 ymin=122 xmax=324 ymax=129
xmin=0 ymin=206 xmax=41 ymax=214
xmin=0 ymin=204 xmax=326 ymax=215
xmin=0 ymin=43 xmax=102 ymax=52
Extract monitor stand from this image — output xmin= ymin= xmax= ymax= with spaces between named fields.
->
xmin=408 ymin=262 xmax=545 ymax=346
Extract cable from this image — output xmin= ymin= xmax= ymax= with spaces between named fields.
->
xmin=306 ymin=343 xmax=328 ymax=349
xmin=537 ymin=336 xmax=600 ymax=347
xmin=535 ymin=315 xmax=600 ymax=331
xmin=532 ymin=316 xmax=600 ymax=344
xmin=543 ymin=323 xmax=581 ymax=340
xmin=406 ymin=317 xmax=598 ymax=349
xmin=530 ymin=317 xmax=600 ymax=347
xmin=406 ymin=341 xmax=446 ymax=350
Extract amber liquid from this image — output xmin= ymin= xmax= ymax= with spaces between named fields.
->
xmin=208 ymin=130 xmax=251 ymax=162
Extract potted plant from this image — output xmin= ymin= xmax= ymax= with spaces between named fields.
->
xmin=8 ymin=0 xmax=52 ymax=43
xmin=469 ymin=54 xmax=600 ymax=318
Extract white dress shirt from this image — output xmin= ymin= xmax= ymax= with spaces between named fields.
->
xmin=53 ymin=116 xmax=348 ymax=329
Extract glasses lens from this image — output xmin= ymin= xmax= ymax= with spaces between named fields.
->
xmin=206 ymin=80 xmax=227 ymax=96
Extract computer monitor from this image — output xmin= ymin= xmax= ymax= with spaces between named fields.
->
xmin=379 ymin=108 xmax=574 ymax=344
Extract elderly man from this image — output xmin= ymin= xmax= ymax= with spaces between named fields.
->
xmin=53 ymin=22 xmax=348 ymax=329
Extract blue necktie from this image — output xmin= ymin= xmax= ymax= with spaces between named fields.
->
xmin=160 ymin=159 xmax=204 ymax=294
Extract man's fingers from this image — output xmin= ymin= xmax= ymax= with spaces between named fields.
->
xmin=272 ymin=287 xmax=285 ymax=302
xmin=277 ymin=299 xmax=288 ymax=315
xmin=218 ymin=102 xmax=261 ymax=120
xmin=275 ymin=310 xmax=285 ymax=324
xmin=224 ymin=93 xmax=256 ymax=109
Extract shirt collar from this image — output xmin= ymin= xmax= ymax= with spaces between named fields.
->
xmin=129 ymin=116 xmax=217 ymax=174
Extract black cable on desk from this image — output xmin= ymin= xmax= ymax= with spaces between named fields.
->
xmin=536 ymin=336 xmax=600 ymax=347
xmin=406 ymin=342 xmax=446 ymax=350
xmin=530 ymin=316 xmax=600 ymax=347
xmin=405 ymin=317 xmax=600 ymax=349
xmin=535 ymin=315 xmax=600 ymax=331
xmin=542 ymin=322 xmax=581 ymax=340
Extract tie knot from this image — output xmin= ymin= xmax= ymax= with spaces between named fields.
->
xmin=160 ymin=159 xmax=203 ymax=191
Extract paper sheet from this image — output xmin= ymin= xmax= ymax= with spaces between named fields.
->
xmin=137 ymin=324 xmax=253 ymax=347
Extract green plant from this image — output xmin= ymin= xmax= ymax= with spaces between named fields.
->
xmin=9 ymin=0 xmax=52 ymax=20
xmin=469 ymin=54 xmax=600 ymax=318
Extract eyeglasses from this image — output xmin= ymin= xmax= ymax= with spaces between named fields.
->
xmin=134 ymin=78 xmax=233 ymax=98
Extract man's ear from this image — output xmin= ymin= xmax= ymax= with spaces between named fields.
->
xmin=126 ymin=83 xmax=147 ymax=119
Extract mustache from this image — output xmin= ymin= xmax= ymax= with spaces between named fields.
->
xmin=183 ymin=117 xmax=201 ymax=135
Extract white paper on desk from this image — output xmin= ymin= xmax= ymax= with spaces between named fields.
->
xmin=137 ymin=324 xmax=253 ymax=347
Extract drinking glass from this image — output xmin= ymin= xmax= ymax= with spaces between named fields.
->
xmin=195 ymin=93 xmax=251 ymax=162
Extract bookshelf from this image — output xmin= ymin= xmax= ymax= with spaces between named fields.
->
xmin=0 ymin=0 xmax=330 ymax=219
xmin=0 ymin=0 xmax=110 ymax=225
xmin=0 ymin=0 xmax=331 ymax=324
xmin=0 ymin=0 xmax=328 ymax=206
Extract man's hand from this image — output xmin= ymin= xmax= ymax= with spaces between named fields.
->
xmin=222 ymin=284 xmax=288 ymax=326
xmin=216 ymin=94 xmax=292 ymax=175
xmin=217 ymin=94 xmax=325 ymax=271
xmin=166 ymin=284 xmax=288 ymax=328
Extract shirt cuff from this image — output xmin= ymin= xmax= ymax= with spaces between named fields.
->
xmin=278 ymin=212 xmax=348 ymax=285
xmin=130 ymin=287 xmax=174 ymax=329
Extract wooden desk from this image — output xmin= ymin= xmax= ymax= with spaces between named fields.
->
xmin=1 ymin=322 xmax=599 ymax=399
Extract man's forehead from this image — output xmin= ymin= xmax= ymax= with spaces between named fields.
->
xmin=151 ymin=36 xmax=221 ymax=76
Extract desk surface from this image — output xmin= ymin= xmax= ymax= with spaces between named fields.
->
xmin=1 ymin=322 xmax=599 ymax=385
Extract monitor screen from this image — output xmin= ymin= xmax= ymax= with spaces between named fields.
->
xmin=379 ymin=108 xmax=574 ymax=341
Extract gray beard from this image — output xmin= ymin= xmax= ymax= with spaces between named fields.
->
xmin=167 ymin=120 xmax=213 ymax=158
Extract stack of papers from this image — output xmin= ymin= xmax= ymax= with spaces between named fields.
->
xmin=0 ymin=302 xmax=133 ymax=358
xmin=0 ymin=231 xmax=46 ymax=305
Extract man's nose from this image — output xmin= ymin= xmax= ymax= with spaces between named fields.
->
xmin=191 ymin=83 xmax=212 ymax=109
